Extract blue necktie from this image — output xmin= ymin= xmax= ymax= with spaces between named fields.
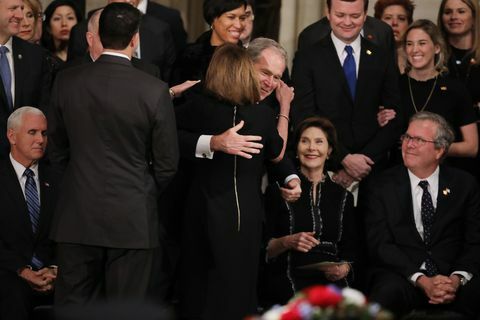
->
xmin=0 ymin=46 xmax=13 ymax=110
xmin=24 ymin=168 xmax=43 ymax=269
xmin=343 ymin=45 xmax=356 ymax=99
xmin=418 ymin=180 xmax=438 ymax=276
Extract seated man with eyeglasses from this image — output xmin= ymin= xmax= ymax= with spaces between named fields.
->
xmin=364 ymin=111 xmax=480 ymax=319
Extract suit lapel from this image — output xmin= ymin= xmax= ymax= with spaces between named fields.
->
xmin=12 ymin=37 xmax=24 ymax=109
xmin=324 ymin=37 xmax=353 ymax=105
xmin=355 ymin=38 xmax=375 ymax=106
xmin=395 ymin=167 xmax=424 ymax=244
xmin=432 ymin=166 xmax=451 ymax=240
xmin=36 ymin=164 xmax=53 ymax=242
xmin=1 ymin=159 xmax=33 ymax=238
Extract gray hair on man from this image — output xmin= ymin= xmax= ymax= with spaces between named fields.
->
xmin=7 ymin=107 xmax=46 ymax=131
xmin=409 ymin=111 xmax=454 ymax=153
xmin=247 ymin=37 xmax=288 ymax=66
xmin=88 ymin=8 xmax=103 ymax=33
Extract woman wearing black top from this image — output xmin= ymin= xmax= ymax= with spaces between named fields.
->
xmin=259 ymin=117 xmax=356 ymax=308
xmin=386 ymin=20 xmax=478 ymax=169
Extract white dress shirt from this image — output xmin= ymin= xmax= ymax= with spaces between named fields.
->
xmin=330 ymin=32 xmax=361 ymax=77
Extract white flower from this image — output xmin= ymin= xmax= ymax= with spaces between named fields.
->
xmin=261 ymin=305 xmax=284 ymax=320
xmin=341 ymin=287 xmax=366 ymax=306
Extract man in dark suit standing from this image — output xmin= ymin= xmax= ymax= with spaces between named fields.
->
xmin=365 ymin=112 xmax=480 ymax=318
xmin=0 ymin=0 xmax=51 ymax=159
xmin=138 ymin=0 xmax=187 ymax=54
xmin=48 ymin=2 xmax=178 ymax=305
xmin=297 ymin=15 xmax=394 ymax=53
xmin=291 ymin=0 xmax=400 ymax=186
xmin=0 ymin=107 xmax=59 ymax=320
xmin=67 ymin=0 xmax=176 ymax=82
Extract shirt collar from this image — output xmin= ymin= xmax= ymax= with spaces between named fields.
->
xmin=408 ymin=166 xmax=440 ymax=192
xmin=1 ymin=37 xmax=13 ymax=52
xmin=100 ymin=51 xmax=131 ymax=61
xmin=9 ymin=153 xmax=39 ymax=180
xmin=331 ymin=32 xmax=362 ymax=58
xmin=137 ymin=0 xmax=147 ymax=14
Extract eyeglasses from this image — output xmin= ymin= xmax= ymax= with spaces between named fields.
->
xmin=400 ymin=133 xmax=436 ymax=146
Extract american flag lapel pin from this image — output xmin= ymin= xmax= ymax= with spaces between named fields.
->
xmin=442 ymin=188 xmax=450 ymax=196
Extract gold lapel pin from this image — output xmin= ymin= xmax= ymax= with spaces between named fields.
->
xmin=442 ymin=188 xmax=450 ymax=196
xmin=366 ymin=50 xmax=372 ymax=55
xmin=440 ymin=86 xmax=447 ymax=91
xmin=18 ymin=54 xmax=22 ymax=60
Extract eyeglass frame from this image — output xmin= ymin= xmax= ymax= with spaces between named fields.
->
xmin=400 ymin=133 xmax=436 ymax=146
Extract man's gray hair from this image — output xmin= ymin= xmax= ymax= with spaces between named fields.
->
xmin=88 ymin=8 xmax=103 ymax=33
xmin=7 ymin=107 xmax=45 ymax=130
xmin=409 ymin=111 xmax=454 ymax=152
xmin=247 ymin=37 xmax=288 ymax=65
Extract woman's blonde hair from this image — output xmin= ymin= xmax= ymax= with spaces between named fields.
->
xmin=205 ymin=43 xmax=260 ymax=106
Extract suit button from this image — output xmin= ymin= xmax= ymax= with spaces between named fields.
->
xmin=427 ymin=251 xmax=432 ymax=255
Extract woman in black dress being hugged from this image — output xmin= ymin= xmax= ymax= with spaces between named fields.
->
xmin=260 ymin=117 xmax=356 ymax=307
xmin=176 ymin=44 xmax=286 ymax=320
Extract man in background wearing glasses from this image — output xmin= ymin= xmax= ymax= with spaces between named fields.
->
xmin=364 ymin=111 xmax=480 ymax=319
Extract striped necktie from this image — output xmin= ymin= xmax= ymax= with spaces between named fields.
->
xmin=0 ymin=46 xmax=13 ymax=110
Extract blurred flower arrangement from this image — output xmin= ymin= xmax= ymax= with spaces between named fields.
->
xmin=249 ymin=285 xmax=393 ymax=320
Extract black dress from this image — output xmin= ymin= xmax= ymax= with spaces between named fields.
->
xmin=391 ymin=74 xmax=476 ymax=171
xmin=259 ymin=174 xmax=356 ymax=307
xmin=175 ymin=92 xmax=283 ymax=320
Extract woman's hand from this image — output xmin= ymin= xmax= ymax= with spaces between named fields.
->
xmin=321 ymin=263 xmax=350 ymax=282
xmin=281 ymin=231 xmax=319 ymax=252
xmin=170 ymin=80 xmax=201 ymax=98
xmin=377 ymin=106 xmax=396 ymax=127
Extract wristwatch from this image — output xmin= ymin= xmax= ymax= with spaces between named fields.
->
xmin=457 ymin=275 xmax=467 ymax=286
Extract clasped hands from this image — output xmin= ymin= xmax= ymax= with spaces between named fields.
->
xmin=416 ymin=274 xmax=462 ymax=305
xmin=19 ymin=266 xmax=57 ymax=293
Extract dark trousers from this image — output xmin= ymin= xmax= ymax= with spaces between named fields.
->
xmin=54 ymin=243 xmax=155 ymax=306
xmin=369 ymin=270 xmax=480 ymax=319
xmin=0 ymin=270 xmax=53 ymax=320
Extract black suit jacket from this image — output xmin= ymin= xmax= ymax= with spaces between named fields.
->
xmin=365 ymin=165 xmax=480 ymax=278
xmin=0 ymin=159 xmax=59 ymax=273
xmin=67 ymin=15 xmax=175 ymax=82
xmin=48 ymin=55 xmax=179 ymax=248
xmin=297 ymin=16 xmax=395 ymax=53
xmin=0 ymin=37 xmax=51 ymax=158
xmin=291 ymin=35 xmax=401 ymax=166
xmin=66 ymin=54 xmax=161 ymax=78
xmin=145 ymin=1 xmax=187 ymax=54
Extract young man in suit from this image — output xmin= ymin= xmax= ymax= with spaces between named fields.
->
xmin=291 ymin=0 xmax=401 ymax=187
xmin=0 ymin=107 xmax=59 ymax=320
xmin=0 ymin=0 xmax=51 ymax=159
xmin=365 ymin=112 xmax=480 ymax=318
xmin=48 ymin=2 xmax=178 ymax=305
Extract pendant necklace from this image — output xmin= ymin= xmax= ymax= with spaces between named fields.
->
xmin=408 ymin=74 xmax=438 ymax=113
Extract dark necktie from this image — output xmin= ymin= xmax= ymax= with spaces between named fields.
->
xmin=24 ymin=168 xmax=43 ymax=269
xmin=0 ymin=46 xmax=13 ymax=110
xmin=343 ymin=45 xmax=356 ymax=99
xmin=418 ymin=180 xmax=438 ymax=276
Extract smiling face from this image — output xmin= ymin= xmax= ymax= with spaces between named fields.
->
xmin=405 ymin=28 xmax=440 ymax=73
xmin=253 ymin=47 xmax=285 ymax=100
xmin=210 ymin=5 xmax=246 ymax=46
xmin=0 ymin=0 xmax=23 ymax=44
xmin=8 ymin=113 xmax=47 ymax=167
xmin=381 ymin=5 xmax=409 ymax=43
xmin=327 ymin=0 xmax=366 ymax=44
xmin=441 ymin=0 xmax=474 ymax=38
xmin=49 ymin=5 xmax=77 ymax=44
xmin=402 ymin=120 xmax=444 ymax=177
xmin=18 ymin=1 xmax=35 ymax=41
xmin=297 ymin=126 xmax=332 ymax=175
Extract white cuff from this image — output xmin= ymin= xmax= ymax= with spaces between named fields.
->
xmin=195 ymin=135 xmax=214 ymax=159
xmin=284 ymin=174 xmax=299 ymax=185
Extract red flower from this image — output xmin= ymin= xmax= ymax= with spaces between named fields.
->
xmin=303 ymin=285 xmax=342 ymax=307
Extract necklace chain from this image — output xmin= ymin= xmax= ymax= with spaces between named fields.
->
xmin=408 ymin=75 xmax=438 ymax=113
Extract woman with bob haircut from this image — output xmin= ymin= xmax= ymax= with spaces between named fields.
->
xmin=175 ymin=43 xmax=286 ymax=320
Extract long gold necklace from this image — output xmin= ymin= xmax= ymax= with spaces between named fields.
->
xmin=408 ymin=74 xmax=438 ymax=113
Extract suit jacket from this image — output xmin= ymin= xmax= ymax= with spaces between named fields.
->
xmin=0 ymin=37 xmax=51 ymax=158
xmin=365 ymin=165 xmax=480 ymax=278
xmin=297 ymin=16 xmax=395 ymax=53
xmin=291 ymin=35 xmax=401 ymax=166
xmin=0 ymin=159 xmax=59 ymax=273
xmin=145 ymin=1 xmax=187 ymax=54
xmin=48 ymin=55 xmax=179 ymax=248
xmin=67 ymin=15 xmax=175 ymax=82
xmin=66 ymin=54 xmax=161 ymax=78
